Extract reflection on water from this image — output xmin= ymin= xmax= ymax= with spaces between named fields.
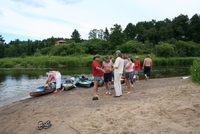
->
xmin=0 ymin=66 xmax=190 ymax=107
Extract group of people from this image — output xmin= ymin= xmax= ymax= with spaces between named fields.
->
xmin=44 ymin=50 xmax=152 ymax=99
xmin=92 ymin=50 xmax=153 ymax=100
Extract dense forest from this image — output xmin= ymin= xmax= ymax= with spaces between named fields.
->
xmin=0 ymin=14 xmax=200 ymax=58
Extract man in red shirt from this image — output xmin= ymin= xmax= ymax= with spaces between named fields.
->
xmin=134 ymin=56 xmax=141 ymax=82
xmin=92 ymin=54 xmax=105 ymax=100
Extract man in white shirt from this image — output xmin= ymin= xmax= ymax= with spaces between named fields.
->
xmin=113 ymin=50 xmax=124 ymax=97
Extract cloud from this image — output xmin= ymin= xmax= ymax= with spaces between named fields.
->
xmin=57 ymin=0 xmax=82 ymax=5
xmin=0 ymin=9 xmax=3 ymax=17
xmin=0 ymin=0 xmax=200 ymax=43
xmin=11 ymin=0 xmax=45 ymax=8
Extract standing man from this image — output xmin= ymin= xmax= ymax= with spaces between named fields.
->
xmin=142 ymin=54 xmax=153 ymax=80
xmin=102 ymin=56 xmax=114 ymax=95
xmin=92 ymin=54 xmax=105 ymax=100
xmin=134 ymin=56 xmax=141 ymax=82
xmin=113 ymin=50 xmax=124 ymax=97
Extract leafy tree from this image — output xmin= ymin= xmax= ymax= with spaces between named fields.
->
xmin=88 ymin=29 xmax=98 ymax=39
xmin=123 ymin=23 xmax=137 ymax=41
xmin=88 ymin=29 xmax=104 ymax=40
xmin=104 ymin=27 xmax=109 ymax=41
xmin=108 ymin=24 xmax=124 ymax=48
xmin=171 ymin=14 xmax=189 ymax=40
xmin=71 ymin=29 xmax=81 ymax=43
xmin=187 ymin=14 xmax=200 ymax=43
xmin=117 ymin=40 xmax=145 ymax=54
xmin=146 ymin=28 xmax=158 ymax=44
xmin=0 ymin=35 xmax=5 ymax=58
xmin=82 ymin=38 xmax=109 ymax=54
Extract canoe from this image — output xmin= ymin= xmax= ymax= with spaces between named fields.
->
xmin=62 ymin=77 xmax=77 ymax=91
xmin=30 ymin=80 xmax=64 ymax=97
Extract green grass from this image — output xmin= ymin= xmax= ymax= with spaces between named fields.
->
xmin=190 ymin=59 xmax=200 ymax=85
xmin=0 ymin=55 xmax=199 ymax=68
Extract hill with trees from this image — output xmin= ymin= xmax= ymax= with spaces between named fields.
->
xmin=0 ymin=14 xmax=200 ymax=58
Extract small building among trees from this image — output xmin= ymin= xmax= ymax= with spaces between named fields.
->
xmin=55 ymin=40 xmax=66 ymax=46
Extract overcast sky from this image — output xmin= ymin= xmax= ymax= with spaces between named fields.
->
xmin=0 ymin=0 xmax=199 ymax=43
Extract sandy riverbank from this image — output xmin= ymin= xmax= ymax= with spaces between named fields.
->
xmin=0 ymin=76 xmax=200 ymax=134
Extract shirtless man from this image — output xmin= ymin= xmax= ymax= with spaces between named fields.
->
xmin=102 ymin=56 xmax=114 ymax=95
xmin=142 ymin=54 xmax=153 ymax=80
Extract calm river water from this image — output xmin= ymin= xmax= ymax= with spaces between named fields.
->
xmin=0 ymin=66 xmax=190 ymax=107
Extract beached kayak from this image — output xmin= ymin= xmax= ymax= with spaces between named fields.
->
xmin=76 ymin=76 xmax=104 ymax=87
xmin=62 ymin=77 xmax=77 ymax=91
xmin=30 ymin=80 xmax=64 ymax=97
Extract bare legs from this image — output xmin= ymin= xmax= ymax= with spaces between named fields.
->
xmin=93 ymin=81 xmax=99 ymax=97
xmin=135 ymin=74 xmax=139 ymax=82
xmin=105 ymin=81 xmax=111 ymax=95
xmin=125 ymin=78 xmax=132 ymax=93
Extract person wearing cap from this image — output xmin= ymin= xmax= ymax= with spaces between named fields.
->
xmin=102 ymin=56 xmax=114 ymax=95
xmin=92 ymin=54 xmax=105 ymax=99
xmin=142 ymin=54 xmax=153 ymax=80
xmin=113 ymin=50 xmax=124 ymax=97
xmin=45 ymin=71 xmax=61 ymax=93
xmin=134 ymin=56 xmax=141 ymax=82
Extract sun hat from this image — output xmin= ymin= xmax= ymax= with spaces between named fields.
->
xmin=135 ymin=56 xmax=139 ymax=59
xmin=46 ymin=72 xmax=49 ymax=77
xmin=115 ymin=50 xmax=121 ymax=54
xmin=93 ymin=54 xmax=100 ymax=59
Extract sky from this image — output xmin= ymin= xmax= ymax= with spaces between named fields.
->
xmin=0 ymin=0 xmax=199 ymax=43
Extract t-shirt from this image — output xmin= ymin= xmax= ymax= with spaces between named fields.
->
xmin=134 ymin=60 xmax=140 ymax=70
xmin=92 ymin=60 xmax=103 ymax=76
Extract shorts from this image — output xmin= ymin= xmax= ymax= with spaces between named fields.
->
xmin=134 ymin=70 xmax=140 ymax=75
xmin=93 ymin=76 xmax=102 ymax=81
xmin=125 ymin=72 xmax=132 ymax=80
xmin=104 ymin=72 xmax=113 ymax=82
xmin=144 ymin=66 xmax=151 ymax=76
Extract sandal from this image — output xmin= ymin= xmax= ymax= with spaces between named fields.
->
xmin=92 ymin=96 xmax=99 ymax=100
xmin=43 ymin=120 xmax=52 ymax=129
xmin=38 ymin=121 xmax=44 ymax=130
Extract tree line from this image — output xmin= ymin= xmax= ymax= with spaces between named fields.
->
xmin=0 ymin=13 xmax=200 ymax=58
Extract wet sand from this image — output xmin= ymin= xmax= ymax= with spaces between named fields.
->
xmin=0 ymin=76 xmax=200 ymax=134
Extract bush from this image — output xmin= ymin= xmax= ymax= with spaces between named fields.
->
xmin=190 ymin=59 xmax=200 ymax=85
xmin=21 ymin=53 xmax=26 ymax=58
xmin=2 ymin=61 xmax=15 ymax=68
xmin=155 ymin=43 xmax=176 ymax=57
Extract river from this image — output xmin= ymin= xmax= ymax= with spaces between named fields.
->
xmin=0 ymin=66 xmax=190 ymax=108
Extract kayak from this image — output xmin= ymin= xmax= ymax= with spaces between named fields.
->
xmin=76 ymin=76 xmax=93 ymax=87
xmin=62 ymin=77 xmax=77 ymax=91
xmin=76 ymin=76 xmax=104 ymax=87
xmin=30 ymin=80 xmax=64 ymax=97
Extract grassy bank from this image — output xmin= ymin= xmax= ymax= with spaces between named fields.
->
xmin=190 ymin=59 xmax=200 ymax=85
xmin=0 ymin=55 xmax=199 ymax=68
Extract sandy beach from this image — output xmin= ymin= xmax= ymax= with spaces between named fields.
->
xmin=0 ymin=76 xmax=200 ymax=134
